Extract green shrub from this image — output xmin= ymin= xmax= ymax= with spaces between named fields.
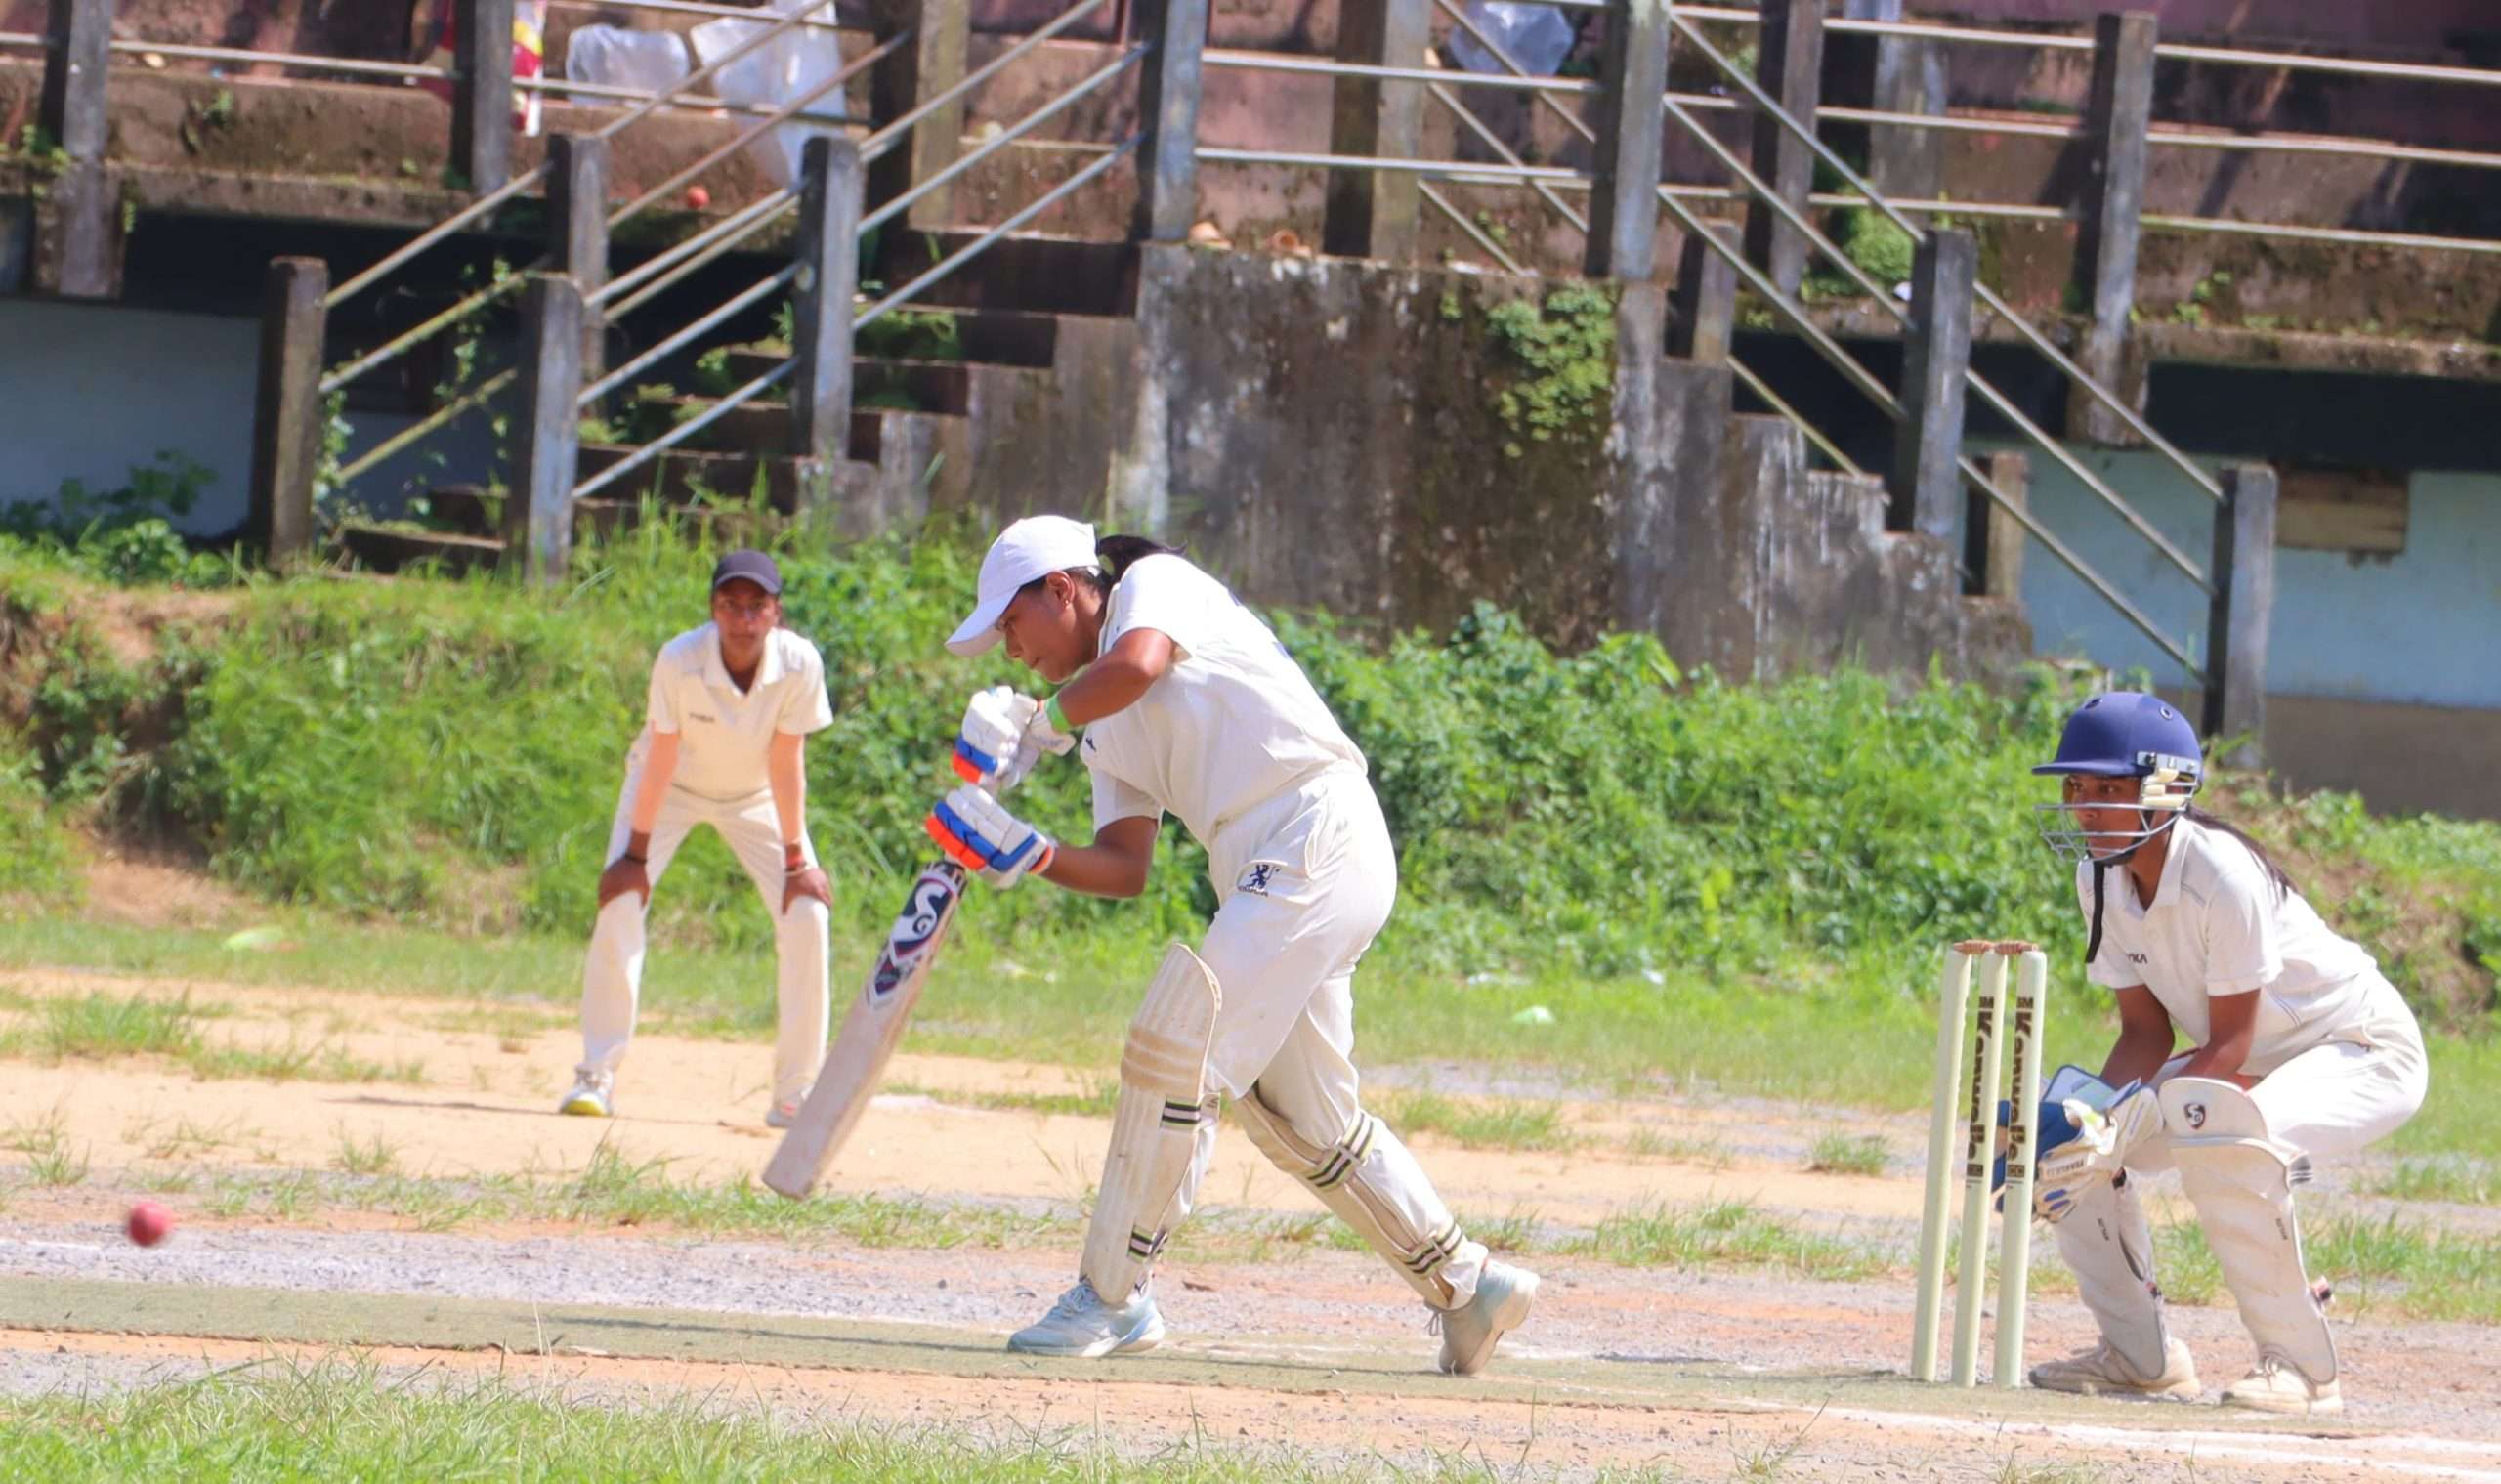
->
xmin=1841 ymin=208 xmax=1917 ymax=284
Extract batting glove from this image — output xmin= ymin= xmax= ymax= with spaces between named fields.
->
xmin=953 ymin=686 xmax=1041 ymax=788
xmin=925 ymin=784 xmax=1055 ymax=889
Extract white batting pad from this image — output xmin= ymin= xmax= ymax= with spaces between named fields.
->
xmin=1235 ymin=1090 xmax=1474 ymax=1307
xmin=1079 ymin=944 xmax=1222 ymax=1301
xmin=2161 ymin=1077 xmax=2338 ymax=1384
xmin=2047 ymin=1171 xmax=2172 ymax=1379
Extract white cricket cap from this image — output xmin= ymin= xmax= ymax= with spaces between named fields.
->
xmin=945 ymin=515 xmax=1100 ymax=656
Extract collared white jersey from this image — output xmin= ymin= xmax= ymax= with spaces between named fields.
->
xmin=2080 ymin=816 xmax=2389 ymax=1066
xmin=1081 ymin=554 xmax=1366 ymax=846
xmin=641 ymin=623 xmax=833 ymax=801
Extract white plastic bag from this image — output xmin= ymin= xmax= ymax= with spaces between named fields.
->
xmin=1446 ymin=1 xmax=1575 ymax=78
xmin=690 ymin=0 xmax=848 ymax=190
xmin=566 ymin=25 xmax=693 ymax=96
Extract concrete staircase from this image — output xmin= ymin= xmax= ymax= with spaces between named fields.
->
xmin=336 ymin=231 xmax=1140 ymax=573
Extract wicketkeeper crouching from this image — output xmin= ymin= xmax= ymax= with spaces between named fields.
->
xmin=2020 ymin=692 xmax=2427 ymax=1415
xmin=925 ymin=515 xmax=1539 ymax=1374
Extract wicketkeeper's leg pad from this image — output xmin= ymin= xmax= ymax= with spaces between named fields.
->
xmin=2162 ymin=1077 xmax=2338 ymax=1384
xmin=1235 ymin=1086 xmax=1476 ymax=1307
xmin=1079 ymin=944 xmax=1221 ymax=1302
xmin=2047 ymin=1168 xmax=2173 ymax=1378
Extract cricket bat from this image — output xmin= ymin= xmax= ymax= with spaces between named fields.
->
xmin=763 ymin=858 xmax=969 ymax=1199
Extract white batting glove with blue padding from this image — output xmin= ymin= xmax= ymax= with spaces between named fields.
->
xmin=925 ymin=784 xmax=1056 ymax=889
xmin=952 ymin=686 xmax=1043 ymax=789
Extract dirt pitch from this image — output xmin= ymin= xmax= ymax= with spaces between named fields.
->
xmin=2 ymin=965 xmax=2496 ymax=1482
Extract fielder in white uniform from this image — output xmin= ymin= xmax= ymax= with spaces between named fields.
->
xmin=922 ymin=515 xmax=1539 ymax=1374
xmin=560 ymin=550 xmax=837 ymax=1126
xmin=2025 ymin=691 xmax=2427 ymax=1415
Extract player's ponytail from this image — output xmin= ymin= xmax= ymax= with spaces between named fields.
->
xmin=2183 ymin=805 xmax=2298 ymax=900
xmin=1094 ymin=534 xmax=1182 ymax=584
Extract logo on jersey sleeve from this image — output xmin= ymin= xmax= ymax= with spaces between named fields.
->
xmin=1237 ymin=861 xmax=1289 ymax=898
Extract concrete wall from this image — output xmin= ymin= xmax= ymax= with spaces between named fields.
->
xmin=1125 ymin=245 xmax=2024 ymax=679
xmin=0 ymin=299 xmax=259 ymax=536
xmin=0 ymin=296 xmax=501 ymax=537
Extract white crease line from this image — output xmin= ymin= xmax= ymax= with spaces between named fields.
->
xmin=1809 ymin=1403 xmax=2501 ymax=1483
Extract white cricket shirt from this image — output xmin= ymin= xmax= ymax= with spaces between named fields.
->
xmin=1081 ymin=555 xmax=1366 ymax=846
xmin=640 ymin=624 xmax=834 ymax=801
xmin=2079 ymin=816 xmax=2386 ymax=1064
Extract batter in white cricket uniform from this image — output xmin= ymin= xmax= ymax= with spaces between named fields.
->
xmin=924 ymin=516 xmax=1539 ymax=1374
xmin=560 ymin=550 xmax=836 ymax=1125
xmin=2025 ymin=691 xmax=2427 ymax=1416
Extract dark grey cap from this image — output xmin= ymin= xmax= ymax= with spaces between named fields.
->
xmin=710 ymin=549 xmax=783 ymax=596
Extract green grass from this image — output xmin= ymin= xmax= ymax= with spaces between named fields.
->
xmin=1803 ymin=1132 xmax=1889 ymax=1177
xmin=1371 ymin=1088 xmax=1581 ymax=1152
xmin=1 ymin=989 xmax=221 ymax=1060
xmin=2362 ymin=1156 xmax=2496 ymax=1206
xmin=0 ymin=1359 xmax=1692 ymax=1483
xmin=1622 ymin=1127 xmax=1733 ymax=1167
xmin=1566 ymin=1198 xmax=1887 ymax=1282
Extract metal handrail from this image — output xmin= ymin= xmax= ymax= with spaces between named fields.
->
xmin=1206 ymin=49 xmax=1593 ymax=95
xmin=1430 ymin=0 xmax=1869 ymax=476
xmin=598 ymin=190 xmax=795 ymax=310
xmin=544 ymin=0 xmax=845 ymax=33
xmin=575 ymin=132 xmax=1140 ymax=505
xmin=322 ymin=269 xmax=528 ymax=395
xmin=1810 ymin=194 xmax=2068 ymax=223
xmin=861 ymin=42 xmax=1145 ymax=235
xmin=1197 ymin=147 xmax=1592 ymax=184
xmin=1672 ymin=12 xmax=2225 ymax=508
xmin=857 ymin=132 xmax=1140 ymax=330
xmin=1420 ymin=182 xmax=1528 ymax=273
xmin=103 ymin=39 xmax=455 ymax=79
xmin=859 ymin=0 xmax=1114 ymax=165
xmin=0 ymin=30 xmax=40 ymax=46
xmin=572 ymin=360 xmax=792 ymax=503
xmin=324 ymin=0 xmax=840 ymax=311
xmin=580 ymin=263 xmax=796 ymax=407
xmin=1815 ymin=105 xmax=2084 ymax=142
xmin=2156 ymin=42 xmax=2501 ymax=86
xmin=334 ymin=367 xmax=519 ymax=483
xmin=607 ymin=27 xmax=908 ymax=229
xmin=519 ymin=75 xmax=854 ymax=127
xmin=1674 ymin=6 xmax=2098 ymax=53
xmin=2146 ymin=128 xmax=2501 ymax=172
xmin=2141 ymin=213 xmax=2501 ymax=257
xmin=606 ymin=201 xmax=797 ymax=318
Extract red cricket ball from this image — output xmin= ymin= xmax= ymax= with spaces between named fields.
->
xmin=126 ymin=1201 xmax=175 ymax=1248
xmin=684 ymin=185 xmax=711 ymax=210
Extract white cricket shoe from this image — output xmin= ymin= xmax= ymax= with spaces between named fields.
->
xmin=2222 ymin=1354 xmax=2341 ymax=1416
xmin=2028 ymin=1336 xmax=2202 ymax=1399
xmin=1005 ymin=1277 xmax=1165 ymax=1357
xmin=765 ymin=1094 xmax=808 ymax=1130
xmin=1433 ymin=1260 xmax=1540 ymax=1376
xmin=558 ymin=1069 xmax=613 ymax=1118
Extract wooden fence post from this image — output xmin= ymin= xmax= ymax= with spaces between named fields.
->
xmin=1966 ymin=450 xmax=2027 ymax=599
xmin=1890 ymin=228 xmax=1975 ymax=540
xmin=1584 ymin=0 xmax=1670 ymax=281
xmin=790 ymin=137 xmax=865 ymax=506
xmin=248 ymin=257 xmax=330 ymax=565
xmin=1131 ymin=0 xmax=1208 ymax=241
xmin=37 ymin=0 xmax=115 ymax=296
xmin=1668 ymin=220 xmax=1737 ymax=362
xmin=2070 ymin=12 xmax=2156 ymax=445
xmin=1744 ymin=0 xmax=1824 ymax=296
xmin=866 ymin=0 xmax=970 ymax=240
xmin=505 ymin=274 xmax=585 ymax=584
xmin=451 ymin=0 xmax=516 ymax=194
xmin=2203 ymin=465 xmax=2277 ymax=765
xmin=546 ymin=134 xmax=609 ymax=380
xmin=1321 ymin=0 xmax=1426 ymax=261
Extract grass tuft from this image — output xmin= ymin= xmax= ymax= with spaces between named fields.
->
xmin=1568 ymin=1198 xmax=1885 ymax=1281
xmin=1803 ymin=1132 xmax=1888 ymax=1177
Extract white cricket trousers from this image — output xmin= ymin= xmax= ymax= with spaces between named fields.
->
xmin=578 ymin=761 xmax=830 ymax=1106
xmin=1166 ymin=769 xmax=1489 ymax=1310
